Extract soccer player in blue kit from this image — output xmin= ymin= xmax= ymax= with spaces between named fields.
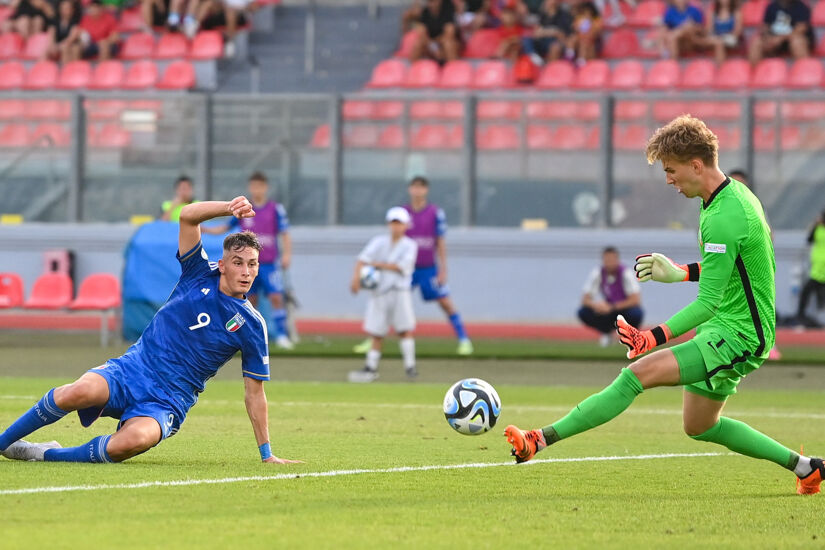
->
xmin=0 ymin=196 xmax=302 ymax=464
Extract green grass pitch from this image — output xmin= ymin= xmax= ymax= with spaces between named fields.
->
xmin=2 ymin=341 xmax=825 ymax=548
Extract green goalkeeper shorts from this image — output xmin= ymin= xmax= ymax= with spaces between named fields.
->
xmin=670 ymin=324 xmax=765 ymax=402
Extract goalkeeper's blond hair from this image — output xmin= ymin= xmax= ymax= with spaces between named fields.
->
xmin=645 ymin=115 xmax=718 ymax=168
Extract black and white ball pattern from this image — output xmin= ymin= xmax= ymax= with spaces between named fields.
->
xmin=443 ymin=378 xmax=501 ymax=435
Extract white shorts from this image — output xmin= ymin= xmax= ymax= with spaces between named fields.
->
xmin=363 ymin=288 xmax=416 ymax=337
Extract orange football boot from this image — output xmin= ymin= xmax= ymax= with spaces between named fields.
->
xmin=797 ymin=456 xmax=825 ymax=495
xmin=505 ymin=425 xmax=546 ymax=464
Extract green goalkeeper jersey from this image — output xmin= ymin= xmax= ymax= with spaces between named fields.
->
xmin=665 ymin=177 xmax=776 ymax=359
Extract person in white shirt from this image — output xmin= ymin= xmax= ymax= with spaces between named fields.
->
xmin=348 ymin=207 xmax=419 ymax=383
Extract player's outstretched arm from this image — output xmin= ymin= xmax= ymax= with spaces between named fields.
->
xmin=178 ymin=197 xmax=254 ymax=256
xmin=634 ymin=253 xmax=700 ymax=283
xmin=243 ymin=377 xmax=303 ymax=464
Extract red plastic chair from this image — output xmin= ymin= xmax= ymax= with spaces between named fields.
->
xmin=743 ymin=0 xmax=768 ymax=26
xmin=653 ymin=101 xmax=689 ymax=122
xmin=70 ymin=273 xmax=121 ymax=310
xmin=609 ymin=60 xmax=644 ymax=90
xmin=477 ymin=101 xmax=521 ymax=120
xmin=750 ymin=58 xmax=787 ymax=89
xmin=628 ymin=0 xmax=665 ymax=27
xmin=578 ymin=101 xmax=600 ymax=121
xmin=817 ymin=35 xmax=825 ymax=56
xmin=615 ymin=100 xmax=648 ymax=120
xmin=644 ymin=59 xmax=680 ymax=89
xmin=410 ymin=124 xmax=462 ymax=149
xmin=539 ymin=101 xmax=580 ymax=119
xmin=23 ymin=61 xmax=58 ymax=90
xmin=90 ymin=60 xmax=125 ymax=89
xmin=404 ymin=59 xmax=440 ymax=88
xmin=473 ymin=60 xmax=511 ymax=89
xmin=0 ymin=62 xmax=25 ymax=89
xmin=0 ymin=272 xmax=24 ymax=308
xmin=787 ymin=58 xmax=823 ymax=89
xmin=57 ymin=61 xmax=92 ymax=90
xmin=550 ymin=125 xmax=595 ymax=150
xmin=22 ymin=32 xmax=50 ymax=60
xmin=812 ymin=0 xmax=825 ymax=25
xmin=24 ymin=99 xmax=70 ymax=120
xmin=310 ymin=124 xmax=329 ymax=147
xmin=573 ymin=60 xmax=609 ymax=89
xmin=155 ymin=33 xmax=189 ymax=59
xmin=754 ymin=101 xmax=776 ymax=121
xmin=680 ymin=59 xmax=716 ymax=90
xmin=784 ymin=101 xmax=825 ymax=121
xmin=366 ymin=58 xmax=406 ymax=88
xmin=343 ymin=124 xmax=380 ymax=148
xmin=189 ymin=30 xmax=223 ymax=60
xmin=123 ymin=60 xmax=159 ymax=89
xmin=536 ymin=60 xmax=575 ymax=89
xmin=376 ymin=125 xmax=404 ymax=148
xmin=714 ymin=59 xmax=751 ymax=90
xmin=0 ymin=123 xmax=29 ymax=147
xmin=602 ymin=2 xmax=633 ymax=26
xmin=477 ymin=124 xmax=519 ymax=149
xmin=0 ymin=100 xmax=24 ymax=120
xmin=23 ymin=272 xmax=73 ymax=309
xmin=410 ymin=101 xmax=443 ymax=119
xmin=780 ymin=125 xmax=803 ymax=150
xmin=90 ymin=123 xmax=132 ymax=148
xmin=120 ymin=32 xmax=155 ymax=60
xmin=753 ymin=125 xmax=776 ymax=151
xmin=0 ymin=33 xmax=23 ymax=60
xmin=463 ymin=28 xmax=501 ymax=58
xmin=614 ymin=124 xmax=648 ymax=150
xmin=32 ymin=123 xmax=70 ymax=147
xmin=394 ymin=29 xmax=419 ymax=58
xmin=374 ymin=101 xmax=403 ymax=119
xmin=438 ymin=60 xmax=473 ymax=88
xmin=603 ymin=29 xmax=639 ymax=59
xmin=117 ymin=7 xmax=143 ymax=32
xmin=156 ymin=60 xmax=196 ymax=89
xmin=343 ymin=100 xmax=375 ymax=120
xmin=526 ymin=125 xmax=554 ymax=149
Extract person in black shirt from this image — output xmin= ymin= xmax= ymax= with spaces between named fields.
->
xmin=748 ymin=0 xmax=812 ymax=64
xmin=406 ymin=0 xmax=461 ymax=62
xmin=521 ymin=0 xmax=573 ymax=64
xmin=46 ymin=0 xmax=81 ymax=63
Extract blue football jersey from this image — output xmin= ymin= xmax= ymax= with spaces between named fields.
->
xmin=110 ymin=241 xmax=270 ymax=414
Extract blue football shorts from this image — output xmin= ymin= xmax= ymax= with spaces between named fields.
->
xmin=251 ymin=262 xmax=284 ymax=296
xmin=412 ymin=265 xmax=449 ymax=301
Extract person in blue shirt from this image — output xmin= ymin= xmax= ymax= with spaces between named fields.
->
xmin=0 ymin=197 xmax=302 ymax=465
xmin=659 ymin=0 xmax=704 ymax=58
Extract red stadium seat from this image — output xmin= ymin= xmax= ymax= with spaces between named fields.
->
xmin=410 ymin=101 xmax=442 ymax=119
xmin=463 ymin=28 xmax=501 ymax=58
xmin=714 ymin=59 xmax=750 ymax=90
xmin=0 ymin=100 xmax=24 ymax=120
xmin=120 ymin=32 xmax=155 ymax=60
xmin=90 ymin=61 xmax=125 ymax=89
xmin=410 ymin=124 xmax=462 ymax=149
xmin=473 ymin=60 xmax=511 ymax=89
xmin=615 ymin=100 xmax=648 ymax=120
xmin=477 ymin=101 xmax=521 ymax=120
xmin=787 ymin=58 xmax=823 ymax=89
xmin=603 ymin=29 xmax=639 ymax=59
xmin=394 ymin=29 xmax=419 ymax=58
xmin=614 ymin=124 xmax=648 ymax=150
xmin=123 ymin=60 xmax=159 ymax=89
xmin=477 ymin=124 xmax=519 ymax=149
xmin=23 ymin=61 xmax=58 ymax=90
xmin=367 ymin=59 xmax=406 ymax=88
xmin=442 ymin=101 xmax=464 ymax=118
xmin=0 ymin=272 xmax=24 ymax=308
xmin=784 ymin=101 xmax=825 ymax=121
xmin=57 ymin=61 xmax=92 ymax=89
xmin=680 ymin=59 xmax=716 ymax=90
xmin=754 ymin=101 xmax=776 ymax=121
xmin=0 ymin=33 xmax=23 ymax=60
xmin=653 ymin=101 xmax=689 ymax=122
xmin=0 ymin=62 xmax=25 ymax=89
xmin=374 ymin=101 xmax=403 ymax=119
xmin=690 ymin=100 xmax=739 ymax=120
xmin=813 ymin=0 xmax=825 ymax=26
xmin=189 ymin=31 xmax=223 ymax=60
xmin=404 ymin=59 xmax=440 ymax=88
xmin=343 ymin=124 xmax=380 ymax=148
xmin=537 ymin=101 xmax=580 ymax=119
xmin=438 ymin=60 xmax=473 ymax=88
xmin=70 ymin=273 xmax=121 ymax=310
xmin=609 ymin=60 xmax=644 ymax=90
xmin=713 ymin=125 xmax=741 ymax=150
xmin=573 ymin=60 xmax=609 ymax=89
xmin=743 ymin=0 xmax=768 ymax=26
xmin=536 ymin=60 xmax=575 ymax=89
xmin=117 ymin=7 xmax=143 ymax=32
xmin=87 ymin=99 xmax=126 ymax=120
xmin=526 ymin=125 xmax=553 ymax=149
xmin=602 ymin=2 xmax=633 ymax=27
xmin=780 ymin=125 xmax=803 ymax=150
xmin=32 ymin=123 xmax=70 ymax=147
xmin=628 ymin=1 xmax=665 ymax=27
xmin=750 ymin=58 xmax=787 ymax=89
xmin=157 ymin=60 xmax=196 ymax=89
xmin=577 ymin=101 xmax=600 ymax=121
xmin=376 ymin=125 xmax=404 ymax=148
xmin=310 ymin=124 xmax=329 ymax=147
xmin=0 ymin=123 xmax=29 ymax=147
xmin=23 ymin=272 xmax=73 ymax=309
xmin=551 ymin=125 xmax=599 ymax=150
xmin=343 ymin=100 xmax=375 ymax=120
xmin=644 ymin=59 xmax=680 ymax=89
xmin=155 ymin=33 xmax=189 ymax=59
xmin=22 ymin=32 xmax=50 ymax=60
xmin=24 ymin=99 xmax=70 ymax=120
xmin=90 ymin=123 xmax=132 ymax=148
xmin=753 ymin=125 xmax=776 ymax=151
xmin=817 ymin=34 xmax=825 ymax=56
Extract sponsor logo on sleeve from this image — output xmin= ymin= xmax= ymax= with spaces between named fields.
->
xmin=225 ymin=312 xmax=246 ymax=332
xmin=704 ymin=243 xmax=726 ymax=254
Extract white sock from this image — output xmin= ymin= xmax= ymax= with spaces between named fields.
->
xmin=795 ymin=455 xmax=813 ymax=477
xmin=365 ymin=349 xmax=381 ymax=371
xmin=399 ymin=338 xmax=415 ymax=369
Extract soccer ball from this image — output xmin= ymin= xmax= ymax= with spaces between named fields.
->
xmin=443 ymin=378 xmax=501 ymax=435
xmin=359 ymin=265 xmax=380 ymax=290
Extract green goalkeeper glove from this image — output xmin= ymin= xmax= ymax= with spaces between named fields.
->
xmin=634 ymin=253 xmax=700 ymax=283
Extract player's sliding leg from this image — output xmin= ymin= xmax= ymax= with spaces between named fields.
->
xmin=398 ymin=332 xmax=416 ymax=379
xmin=436 ymin=296 xmax=473 ymax=355
xmin=43 ymin=417 xmax=161 ymax=463
xmin=0 ymin=372 xmax=108 ymax=453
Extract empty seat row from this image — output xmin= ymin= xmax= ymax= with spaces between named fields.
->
xmin=0 ymin=99 xmax=162 ymax=121
xmin=0 ymin=122 xmax=131 ymax=148
xmin=367 ymin=57 xmax=824 ymax=90
xmin=0 ymin=272 xmax=120 ymax=310
xmin=0 ymin=60 xmax=196 ymax=90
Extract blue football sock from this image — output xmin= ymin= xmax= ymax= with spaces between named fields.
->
xmin=272 ymin=308 xmax=288 ymax=338
xmin=0 ymin=389 xmax=67 ymax=451
xmin=448 ymin=313 xmax=468 ymax=341
xmin=44 ymin=435 xmax=113 ymax=463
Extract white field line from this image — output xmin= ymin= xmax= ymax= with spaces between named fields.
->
xmin=0 ymin=451 xmax=727 ymax=496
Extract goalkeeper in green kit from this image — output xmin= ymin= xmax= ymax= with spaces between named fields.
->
xmin=505 ymin=115 xmax=824 ymax=495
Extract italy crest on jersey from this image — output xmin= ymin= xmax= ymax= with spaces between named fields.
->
xmin=225 ymin=313 xmax=245 ymax=332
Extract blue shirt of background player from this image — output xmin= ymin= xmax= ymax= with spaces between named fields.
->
xmin=664 ymin=3 xmax=703 ymax=29
xmin=109 ymin=240 xmax=270 ymax=416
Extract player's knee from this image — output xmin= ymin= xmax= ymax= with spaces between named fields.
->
xmin=54 ymin=380 xmax=96 ymax=409
xmin=118 ymin=429 xmax=160 ymax=455
xmin=683 ymin=418 xmax=715 ymax=437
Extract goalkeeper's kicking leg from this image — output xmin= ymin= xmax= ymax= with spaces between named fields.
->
xmin=505 ymin=347 xmax=825 ymax=494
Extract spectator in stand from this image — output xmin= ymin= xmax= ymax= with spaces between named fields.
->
xmin=692 ymin=0 xmax=742 ymax=63
xmin=455 ymin=0 xmax=489 ymax=35
xmin=748 ymin=0 xmax=812 ymax=64
xmin=3 ymin=0 xmax=54 ymax=38
xmin=161 ymin=175 xmax=196 ymax=222
xmin=495 ymin=6 xmax=525 ymax=61
xmin=593 ymin=0 xmax=636 ymax=27
xmin=194 ymin=0 xmax=250 ymax=43
xmin=521 ymin=0 xmax=573 ymax=65
xmin=141 ymin=0 xmax=171 ymax=32
xmin=46 ymin=0 xmax=81 ymax=63
xmin=569 ymin=0 xmax=602 ymax=64
xmin=796 ymin=208 xmax=825 ymax=328
xmin=657 ymin=0 xmax=704 ymax=59
xmin=75 ymin=0 xmax=119 ymax=60
xmin=407 ymin=0 xmax=461 ymax=62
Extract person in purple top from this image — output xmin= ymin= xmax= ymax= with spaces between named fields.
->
xmin=578 ymin=246 xmax=644 ymax=347
xmin=207 ymin=172 xmax=294 ymax=349
xmin=356 ymin=176 xmax=473 ymax=355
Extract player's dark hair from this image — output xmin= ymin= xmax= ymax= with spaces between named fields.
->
xmin=603 ymin=246 xmax=619 ymax=256
xmin=409 ymin=176 xmax=429 ymax=187
xmin=175 ymin=175 xmax=191 ymax=188
xmin=223 ymin=231 xmax=262 ymax=254
xmin=248 ymin=171 xmax=268 ymax=184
